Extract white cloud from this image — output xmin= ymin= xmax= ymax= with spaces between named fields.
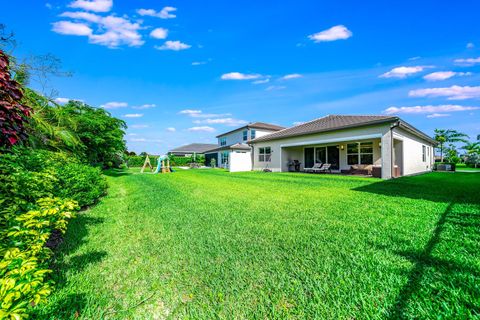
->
xmin=130 ymin=138 xmax=147 ymax=142
xmin=252 ymin=78 xmax=270 ymax=84
xmin=193 ymin=118 xmax=248 ymax=126
xmin=130 ymin=124 xmax=149 ymax=128
xmin=155 ymin=40 xmax=191 ymax=51
xmin=427 ymin=113 xmax=451 ymax=118
xmin=54 ymin=97 xmax=70 ymax=104
xmin=132 ymin=104 xmax=156 ymax=109
xmin=384 ymin=104 xmax=480 ymax=115
xmin=192 ymin=61 xmax=207 ymax=66
xmin=56 ymin=12 xmax=144 ymax=48
xmin=123 ymin=113 xmax=144 ymax=118
xmin=179 ymin=109 xmax=230 ymax=118
xmin=101 ymin=101 xmax=128 ymax=109
xmin=466 ymin=42 xmax=475 ymax=49
xmin=166 ymin=127 xmax=176 ymax=132
xmin=308 ymin=25 xmax=352 ymax=42
xmin=281 ymin=73 xmax=303 ymax=80
xmin=52 ymin=21 xmax=93 ymax=36
xmin=187 ymin=126 xmax=216 ymax=132
xmin=409 ymin=85 xmax=480 ymax=100
xmin=136 ymin=7 xmax=177 ymax=19
xmin=265 ymin=85 xmax=286 ymax=91
xmin=423 ymin=71 xmax=472 ymax=81
xmin=150 ymin=28 xmax=168 ymax=39
xmin=408 ymin=56 xmax=421 ymax=61
xmin=380 ymin=66 xmax=431 ymax=78
xmin=69 ymin=0 xmax=112 ymax=12
xmin=221 ymin=72 xmax=262 ymax=80
xmin=454 ymin=57 xmax=480 ymax=66
xmin=127 ymin=133 xmax=138 ymax=136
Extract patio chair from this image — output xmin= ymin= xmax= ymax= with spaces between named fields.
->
xmin=317 ymin=163 xmax=332 ymax=173
xmin=304 ymin=162 xmax=323 ymax=173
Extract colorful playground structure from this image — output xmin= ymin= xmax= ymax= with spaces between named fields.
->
xmin=141 ymin=154 xmax=172 ymax=173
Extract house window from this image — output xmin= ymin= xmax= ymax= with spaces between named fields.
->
xmin=347 ymin=142 xmax=373 ymax=165
xmin=422 ymin=145 xmax=426 ymax=162
xmin=251 ymin=129 xmax=256 ymax=140
xmin=219 ymin=137 xmax=226 ymax=146
xmin=221 ymin=151 xmax=229 ymax=164
xmin=258 ymin=147 xmax=271 ymax=162
xmin=243 ymin=130 xmax=248 ymax=141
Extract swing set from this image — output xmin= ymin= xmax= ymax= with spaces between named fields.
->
xmin=140 ymin=154 xmax=172 ymax=173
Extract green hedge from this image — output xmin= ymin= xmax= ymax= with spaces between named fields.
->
xmin=0 ymin=147 xmax=107 ymax=318
xmin=126 ymin=155 xmax=205 ymax=167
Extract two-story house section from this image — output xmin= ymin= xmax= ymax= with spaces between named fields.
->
xmin=204 ymin=122 xmax=285 ymax=172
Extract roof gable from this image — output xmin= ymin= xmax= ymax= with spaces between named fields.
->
xmin=216 ymin=122 xmax=285 ymax=138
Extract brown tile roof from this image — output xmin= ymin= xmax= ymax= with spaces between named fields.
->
xmin=251 ymin=115 xmax=400 ymax=142
xmin=216 ymin=122 xmax=285 ymax=138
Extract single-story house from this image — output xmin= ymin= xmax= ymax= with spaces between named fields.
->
xmin=250 ymin=115 xmax=436 ymax=179
xmin=204 ymin=122 xmax=285 ymax=171
xmin=168 ymin=143 xmax=218 ymax=157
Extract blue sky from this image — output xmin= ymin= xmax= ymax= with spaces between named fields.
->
xmin=2 ymin=0 xmax=480 ymax=154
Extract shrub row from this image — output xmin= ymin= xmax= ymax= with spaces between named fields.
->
xmin=0 ymin=147 xmax=107 ymax=318
xmin=126 ymin=155 xmax=205 ymax=167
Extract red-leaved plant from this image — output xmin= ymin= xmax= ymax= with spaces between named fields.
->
xmin=0 ymin=50 xmax=32 ymax=147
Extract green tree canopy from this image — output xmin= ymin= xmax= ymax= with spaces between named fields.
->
xmin=434 ymin=129 xmax=469 ymax=162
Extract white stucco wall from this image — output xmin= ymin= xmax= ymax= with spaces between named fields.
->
xmin=252 ymin=124 xmax=390 ymax=172
xmin=229 ymin=151 xmax=252 ymax=172
xmin=218 ymin=128 xmax=281 ymax=146
xmin=392 ymin=127 xmax=434 ymax=176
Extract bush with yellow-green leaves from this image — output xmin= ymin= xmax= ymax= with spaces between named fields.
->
xmin=0 ymin=198 xmax=78 ymax=319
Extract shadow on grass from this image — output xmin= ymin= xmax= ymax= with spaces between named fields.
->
xmin=103 ymin=168 xmax=133 ymax=177
xmin=354 ymin=174 xmax=480 ymax=318
xmin=36 ymin=214 xmax=107 ymax=318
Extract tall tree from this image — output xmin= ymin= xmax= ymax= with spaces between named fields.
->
xmin=434 ymin=129 xmax=469 ymax=162
xmin=462 ymin=141 xmax=480 ymax=155
xmin=60 ymin=101 xmax=127 ymax=167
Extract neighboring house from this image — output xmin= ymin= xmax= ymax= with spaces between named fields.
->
xmin=168 ymin=143 xmax=218 ymax=157
xmin=204 ymin=122 xmax=285 ymax=172
xmin=250 ymin=115 xmax=436 ymax=179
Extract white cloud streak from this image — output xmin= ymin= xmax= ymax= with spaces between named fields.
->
xmin=281 ymin=73 xmax=303 ymax=80
xmin=380 ymin=66 xmax=432 ymax=78
xmin=69 ymin=0 xmax=112 ymax=12
xmin=166 ymin=127 xmax=176 ymax=132
xmin=56 ymin=12 xmax=144 ymax=48
xmin=384 ymin=104 xmax=480 ymax=115
xmin=137 ymin=7 xmax=177 ymax=19
xmin=150 ymin=28 xmax=168 ymax=39
xmin=123 ymin=113 xmax=144 ymax=118
xmin=454 ymin=57 xmax=480 ymax=66
xmin=101 ymin=101 xmax=128 ymax=109
xmin=409 ymin=85 xmax=480 ymax=100
xmin=427 ymin=113 xmax=451 ymax=118
xmin=193 ymin=118 xmax=248 ymax=126
xmin=132 ymin=104 xmax=156 ymax=109
xmin=423 ymin=71 xmax=472 ymax=81
xmin=154 ymin=40 xmax=191 ymax=51
xmin=221 ymin=72 xmax=262 ymax=80
xmin=308 ymin=25 xmax=352 ymax=42
xmin=187 ymin=126 xmax=216 ymax=132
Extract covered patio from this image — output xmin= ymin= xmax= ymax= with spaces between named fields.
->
xmin=280 ymin=137 xmax=403 ymax=178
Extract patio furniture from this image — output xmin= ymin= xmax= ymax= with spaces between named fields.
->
xmin=304 ymin=162 xmax=323 ymax=173
xmin=287 ymin=160 xmax=301 ymax=172
xmin=317 ymin=163 xmax=332 ymax=173
xmin=348 ymin=164 xmax=373 ymax=175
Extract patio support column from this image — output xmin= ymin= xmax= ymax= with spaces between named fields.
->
xmin=381 ymin=130 xmax=393 ymax=179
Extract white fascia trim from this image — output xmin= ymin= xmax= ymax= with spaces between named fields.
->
xmin=279 ymin=133 xmax=383 ymax=148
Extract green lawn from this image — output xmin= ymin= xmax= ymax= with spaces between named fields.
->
xmin=456 ymin=163 xmax=480 ymax=172
xmin=35 ymin=169 xmax=480 ymax=319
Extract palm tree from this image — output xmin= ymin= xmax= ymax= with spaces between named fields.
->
xmin=462 ymin=141 xmax=480 ymax=155
xmin=434 ymin=129 xmax=469 ymax=162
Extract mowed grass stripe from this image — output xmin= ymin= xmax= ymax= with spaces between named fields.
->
xmin=35 ymin=170 xmax=480 ymax=319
